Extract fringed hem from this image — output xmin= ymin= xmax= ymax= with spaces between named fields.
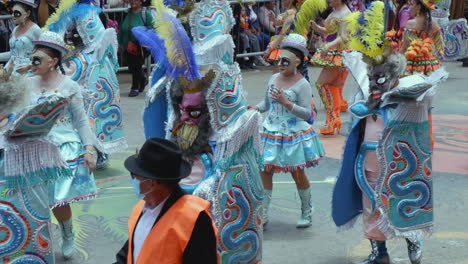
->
xmin=49 ymin=193 xmax=98 ymax=209
xmin=6 ymin=167 xmax=73 ymax=190
xmin=374 ymin=206 xmax=433 ymax=241
xmin=193 ymin=35 xmax=235 ymax=65
xmin=263 ymin=157 xmax=322 ymax=173
xmin=310 ymin=49 xmax=345 ymax=67
xmin=213 ymin=111 xmax=262 ymax=164
xmin=94 ymin=137 xmax=128 ymax=154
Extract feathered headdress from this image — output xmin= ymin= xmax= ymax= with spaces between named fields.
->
xmin=345 ymin=1 xmax=385 ymax=59
xmin=293 ymin=0 xmax=328 ymax=36
xmin=152 ymin=0 xmax=201 ymax=81
xmin=43 ymin=0 xmax=102 ymax=33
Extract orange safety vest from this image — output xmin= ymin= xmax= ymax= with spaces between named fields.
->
xmin=127 ymin=195 xmax=214 ymax=264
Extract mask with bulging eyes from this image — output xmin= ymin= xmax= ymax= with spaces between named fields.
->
xmin=11 ymin=5 xmax=29 ymax=25
xmin=367 ymin=64 xmax=397 ymax=110
xmin=65 ymin=27 xmax=83 ymax=46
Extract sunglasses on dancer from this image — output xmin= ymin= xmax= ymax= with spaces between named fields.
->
xmin=278 ymin=57 xmax=291 ymax=67
xmin=31 ymin=56 xmax=45 ymax=66
xmin=12 ymin=10 xmax=22 ymax=18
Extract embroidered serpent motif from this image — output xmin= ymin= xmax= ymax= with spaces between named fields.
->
xmin=220 ymin=185 xmax=259 ymax=263
xmin=388 ymin=141 xmax=431 ymax=219
xmin=7 ymin=253 xmax=47 ymax=264
xmin=0 ymin=201 xmax=30 ymax=258
xmin=92 ymin=77 xmax=122 ymax=138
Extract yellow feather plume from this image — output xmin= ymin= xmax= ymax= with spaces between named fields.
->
xmin=345 ymin=1 xmax=385 ymax=58
xmin=293 ymin=0 xmax=328 ymax=36
xmin=43 ymin=0 xmax=77 ymax=31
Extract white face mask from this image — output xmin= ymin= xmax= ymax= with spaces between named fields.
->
xmin=12 ymin=5 xmax=29 ymax=25
xmin=277 ymin=49 xmax=300 ymax=76
xmin=130 ymin=177 xmax=152 ymax=199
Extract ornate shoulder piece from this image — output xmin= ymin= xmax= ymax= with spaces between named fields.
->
xmin=189 ymin=0 xmax=236 ymax=65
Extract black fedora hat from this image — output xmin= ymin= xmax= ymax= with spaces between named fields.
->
xmin=124 ymin=138 xmax=192 ymax=180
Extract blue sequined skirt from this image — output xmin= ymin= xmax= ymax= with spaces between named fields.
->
xmin=47 ymin=142 xmax=97 ymax=208
xmin=261 ymin=126 xmax=325 ymax=172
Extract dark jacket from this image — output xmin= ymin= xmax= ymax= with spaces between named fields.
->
xmin=114 ymin=186 xmax=217 ymax=264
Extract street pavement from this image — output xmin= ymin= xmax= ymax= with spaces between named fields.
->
xmin=54 ymin=61 xmax=468 ymax=264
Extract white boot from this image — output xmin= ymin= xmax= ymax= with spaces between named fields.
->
xmin=59 ymin=218 xmax=75 ymax=259
xmin=263 ymin=189 xmax=272 ymax=226
xmin=296 ymin=187 xmax=313 ymax=228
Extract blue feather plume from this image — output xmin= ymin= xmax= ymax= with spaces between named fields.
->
xmin=48 ymin=4 xmax=102 ymax=33
xmin=131 ymin=26 xmax=169 ymax=85
xmin=156 ymin=10 xmax=200 ymax=80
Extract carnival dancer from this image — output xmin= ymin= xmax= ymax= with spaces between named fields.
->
xmin=310 ymin=0 xmax=351 ymax=135
xmin=3 ymin=0 xmax=40 ymax=77
xmin=335 ymin=5 xmax=447 ymax=260
xmin=251 ymin=34 xmax=325 ymax=228
xmin=114 ymin=138 xmax=218 ymax=264
xmin=134 ymin=0 xmax=264 ymax=262
xmin=44 ymin=0 xmax=127 ymax=169
xmin=263 ymin=0 xmax=298 ymax=65
xmin=0 ymin=77 xmax=65 ymax=264
xmin=334 ymin=50 xmax=447 ymax=263
xmin=31 ymin=31 xmax=98 ymax=259
xmin=399 ymin=0 xmax=445 ymax=76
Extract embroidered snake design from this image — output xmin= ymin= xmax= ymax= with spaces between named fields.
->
xmin=7 ymin=254 xmax=47 ymax=264
xmin=388 ymin=141 xmax=431 ymax=219
xmin=92 ymin=77 xmax=122 ymax=138
xmin=0 ymin=201 xmax=30 ymax=258
xmin=220 ymin=185 xmax=259 ymax=263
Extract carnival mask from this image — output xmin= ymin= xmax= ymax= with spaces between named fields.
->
xmin=171 ymin=70 xmax=215 ymax=155
xmin=278 ymin=49 xmax=300 ymax=76
xmin=175 ymin=92 xmax=204 ymax=151
xmin=367 ymin=64 xmax=397 ymax=109
xmin=30 ymin=50 xmax=55 ymax=76
xmin=65 ymin=26 xmax=82 ymax=46
xmin=12 ymin=5 xmax=29 ymax=25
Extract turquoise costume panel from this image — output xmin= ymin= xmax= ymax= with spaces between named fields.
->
xmin=0 ymin=152 xmax=55 ymax=264
xmin=332 ymin=70 xmax=447 ymax=239
xmin=52 ymin=5 xmax=127 ymax=154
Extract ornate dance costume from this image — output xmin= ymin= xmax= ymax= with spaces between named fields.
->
xmin=0 ymin=77 xmax=83 ymax=264
xmin=257 ymin=73 xmax=325 ymax=172
xmin=334 ymin=53 xmax=448 ymax=263
xmin=310 ymin=8 xmax=351 ymax=135
xmin=135 ymin=0 xmax=264 ymax=261
xmin=6 ymin=24 xmax=41 ymax=76
xmin=402 ymin=28 xmax=445 ymax=76
xmin=44 ymin=0 xmax=127 ymax=158
xmin=27 ymin=76 xmax=98 ymax=208
xmin=311 ymin=17 xmax=347 ymax=67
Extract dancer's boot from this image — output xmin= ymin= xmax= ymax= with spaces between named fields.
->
xmin=406 ymin=238 xmax=422 ymax=264
xmin=59 ymin=218 xmax=75 ymax=259
xmin=296 ymin=187 xmax=313 ymax=228
xmin=263 ymin=189 xmax=272 ymax=226
xmin=356 ymin=239 xmax=390 ymax=264
xmin=316 ymin=83 xmax=340 ymax=135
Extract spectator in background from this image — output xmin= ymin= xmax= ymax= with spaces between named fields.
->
xmin=118 ymin=0 xmax=153 ymax=97
xmin=233 ymin=4 xmax=269 ymax=69
xmin=247 ymin=3 xmax=270 ymax=52
xmin=259 ymin=1 xmax=277 ymax=36
xmin=36 ymin=0 xmax=59 ymax=27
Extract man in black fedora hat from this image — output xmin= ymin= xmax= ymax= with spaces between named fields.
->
xmin=114 ymin=138 xmax=218 ymax=264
